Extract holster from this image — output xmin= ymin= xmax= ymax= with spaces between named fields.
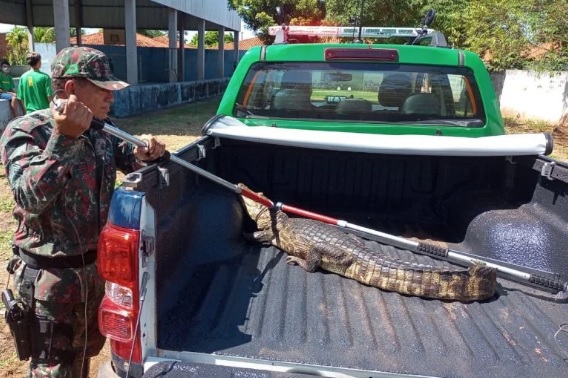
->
xmin=2 ymin=253 xmax=38 ymax=361
xmin=5 ymin=254 xmax=78 ymax=365
xmin=2 ymin=288 xmax=32 ymax=360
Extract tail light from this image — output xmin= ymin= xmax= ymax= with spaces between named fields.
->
xmin=98 ymin=222 xmax=142 ymax=363
xmin=325 ymin=48 xmax=399 ymax=61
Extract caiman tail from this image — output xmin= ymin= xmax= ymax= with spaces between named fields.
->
xmin=344 ymin=255 xmax=497 ymax=301
xmin=238 ymin=184 xmax=497 ymax=302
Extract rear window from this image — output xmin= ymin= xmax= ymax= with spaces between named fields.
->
xmin=234 ymin=62 xmax=485 ymax=127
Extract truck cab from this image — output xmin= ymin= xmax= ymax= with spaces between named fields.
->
xmin=217 ymin=25 xmax=504 ymax=137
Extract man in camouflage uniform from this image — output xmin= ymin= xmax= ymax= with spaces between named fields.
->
xmin=1 ymin=46 xmax=165 ymax=377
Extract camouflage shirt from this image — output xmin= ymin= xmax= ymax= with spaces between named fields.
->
xmin=0 ymin=109 xmax=138 ymax=257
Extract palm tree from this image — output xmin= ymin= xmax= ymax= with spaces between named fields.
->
xmin=5 ymin=27 xmax=29 ymax=65
xmin=33 ymin=27 xmax=56 ymax=43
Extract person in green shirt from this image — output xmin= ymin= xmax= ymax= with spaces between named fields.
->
xmin=0 ymin=60 xmax=26 ymax=118
xmin=17 ymin=52 xmax=53 ymax=113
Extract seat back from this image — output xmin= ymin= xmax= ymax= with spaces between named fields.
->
xmin=378 ymin=74 xmax=413 ymax=109
xmin=271 ymin=89 xmax=313 ymax=110
xmin=400 ymin=93 xmax=441 ymax=115
xmin=271 ymin=70 xmax=313 ymax=110
xmin=336 ymin=98 xmax=372 ymax=114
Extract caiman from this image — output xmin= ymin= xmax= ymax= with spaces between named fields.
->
xmin=239 ymin=184 xmax=497 ymax=302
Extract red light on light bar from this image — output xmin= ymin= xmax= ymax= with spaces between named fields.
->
xmin=325 ymin=48 xmax=399 ymax=61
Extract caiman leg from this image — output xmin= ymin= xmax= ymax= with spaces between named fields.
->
xmin=287 ymin=243 xmax=353 ymax=273
xmin=244 ymin=230 xmax=274 ymax=244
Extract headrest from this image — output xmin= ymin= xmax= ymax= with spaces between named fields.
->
xmin=401 ymin=93 xmax=441 ymax=115
xmin=281 ymin=70 xmax=312 ymax=90
xmin=336 ymin=98 xmax=372 ymax=114
xmin=271 ymin=89 xmax=313 ymax=110
xmin=378 ymin=74 xmax=413 ymax=108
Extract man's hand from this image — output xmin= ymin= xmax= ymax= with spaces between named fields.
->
xmin=51 ymin=94 xmax=93 ymax=139
xmin=134 ymin=134 xmax=166 ymax=162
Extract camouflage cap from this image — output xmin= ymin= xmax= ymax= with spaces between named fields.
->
xmin=51 ymin=46 xmax=129 ymax=91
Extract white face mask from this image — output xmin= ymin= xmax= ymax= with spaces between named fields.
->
xmin=2 ymin=66 xmax=10 ymax=74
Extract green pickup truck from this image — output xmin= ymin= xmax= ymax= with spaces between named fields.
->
xmin=97 ymin=19 xmax=567 ymax=378
xmin=217 ymin=32 xmax=504 ymax=137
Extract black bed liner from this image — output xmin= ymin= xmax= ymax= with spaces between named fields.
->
xmin=157 ymin=236 xmax=568 ymax=378
xmin=147 ymin=141 xmax=568 ymax=378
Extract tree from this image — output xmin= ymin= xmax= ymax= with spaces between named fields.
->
xmin=227 ymin=0 xmax=568 ymax=70
xmin=227 ymin=0 xmax=327 ymax=43
xmin=138 ymin=29 xmax=166 ymax=38
xmin=324 ymin=0 xmax=422 ymax=29
xmin=33 ymin=27 xmax=85 ymax=43
xmin=189 ymin=32 xmax=234 ymax=47
xmin=34 ymin=27 xmax=56 ymax=43
xmin=415 ymin=0 xmax=568 ymax=71
xmin=5 ymin=27 xmax=29 ymax=65
xmin=522 ymin=1 xmax=568 ymax=71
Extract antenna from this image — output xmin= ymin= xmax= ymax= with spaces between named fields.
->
xmin=357 ymin=0 xmax=366 ymax=43
xmin=274 ymin=5 xmax=288 ymax=44
xmin=411 ymin=9 xmax=439 ymax=46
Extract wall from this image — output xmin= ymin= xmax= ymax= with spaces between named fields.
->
xmin=1 ymin=78 xmax=229 ymax=131
xmin=0 ymin=33 xmax=7 ymax=60
xmin=35 ymin=43 xmax=58 ymax=75
xmin=12 ymin=43 xmax=244 ymax=83
xmin=491 ymin=70 xmax=568 ymax=125
xmin=90 ymin=45 xmax=245 ymax=83
xmin=0 ymin=100 xmax=11 ymax=132
xmin=111 ymin=78 xmax=229 ymax=117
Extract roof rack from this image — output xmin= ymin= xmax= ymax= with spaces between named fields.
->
xmin=268 ymin=9 xmax=448 ymax=47
xmin=268 ymin=25 xmax=435 ymax=39
xmin=268 ymin=25 xmax=448 ymax=47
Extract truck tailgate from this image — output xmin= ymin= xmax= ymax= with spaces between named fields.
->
xmin=157 ymin=234 xmax=568 ymax=378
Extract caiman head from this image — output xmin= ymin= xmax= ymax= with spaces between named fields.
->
xmin=238 ymin=183 xmax=274 ymax=229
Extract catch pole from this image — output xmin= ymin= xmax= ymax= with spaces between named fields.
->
xmin=55 ymin=103 xmax=567 ymax=301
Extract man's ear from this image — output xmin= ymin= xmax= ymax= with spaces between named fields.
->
xmin=63 ymin=79 xmax=75 ymax=96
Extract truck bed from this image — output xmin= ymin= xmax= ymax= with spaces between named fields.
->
xmin=156 ymin=219 xmax=566 ymax=377
xmin=144 ymin=138 xmax=568 ymax=377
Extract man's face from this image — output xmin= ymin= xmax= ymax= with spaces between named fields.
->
xmin=72 ymin=78 xmax=114 ymax=119
xmin=1 ymin=64 xmax=10 ymax=74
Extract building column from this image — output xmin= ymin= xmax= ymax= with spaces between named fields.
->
xmin=197 ymin=19 xmax=205 ymax=80
xmin=217 ymin=26 xmax=225 ymax=78
xmin=233 ymin=31 xmax=240 ymax=72
xmin=53 ymin=0 xmax=71 ymax=52
xmin=74 ymin=0 xmax=83 ymax=46
xmin=25 ymin=0 xmax=35 ymax=52
xmin=124 ymin=0 xmax=138 ymax=84
xmin=168 ymin=8 xmax=178 ymax=82
xmin=177 ymin=12 xmax=185 ymax=81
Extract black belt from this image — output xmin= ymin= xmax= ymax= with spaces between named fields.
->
xmin=15 ymin=247 xmax=97 ymax=269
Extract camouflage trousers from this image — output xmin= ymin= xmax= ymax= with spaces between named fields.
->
xmin=11 ymin=258 xmax=106 ymax=378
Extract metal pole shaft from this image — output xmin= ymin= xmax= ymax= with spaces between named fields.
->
xmin=97 ymin=119 xmax=567 ymax=298
xmin=100 ymin=122 xmax=240 ymax=193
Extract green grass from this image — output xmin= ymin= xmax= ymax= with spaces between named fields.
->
xmin=115 ymin=98 xmax=220 ymax=136
xmin=504 ymin=116 xmax=554 ymax=133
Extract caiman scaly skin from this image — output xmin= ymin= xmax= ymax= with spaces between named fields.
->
xmin=239 ymin=184 xmax=497 ymax=302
